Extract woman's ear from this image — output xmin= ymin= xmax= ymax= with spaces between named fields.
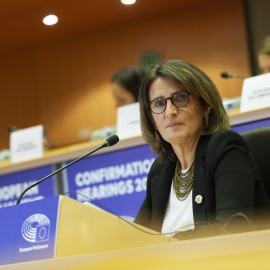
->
xmin=202 ymin=105 xmax=211 ymax=117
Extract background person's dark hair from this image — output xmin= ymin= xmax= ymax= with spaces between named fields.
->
xmin=111 ymin=67 xmax=145 ymax=102
xmin=138 ymin=59 xmax=230 ymax=163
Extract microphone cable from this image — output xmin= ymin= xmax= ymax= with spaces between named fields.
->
xmin=62 ymin=192 xmax=257 ymax=241
xmin=63 ymin=191 xmax=201 ymax=242
xmin=220 ymin=212 xmax=256 ymax=234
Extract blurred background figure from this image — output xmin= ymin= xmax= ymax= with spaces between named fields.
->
xmin=257 ymin=35 xmax=270 ymax=74
xmin=111 ymin=67 xmax=145 ymax=108
xmin=91 ymin=67 xmax=145 ymax=141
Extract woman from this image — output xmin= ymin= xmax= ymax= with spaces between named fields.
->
xmin=135 ymin=60 xmax=270 ymax=240
xmin=111 ymin=67 xmax=145 ymax=108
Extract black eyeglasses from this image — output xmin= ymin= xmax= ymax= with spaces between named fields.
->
xmin=149 ymin=92 xmax=190 ymax=114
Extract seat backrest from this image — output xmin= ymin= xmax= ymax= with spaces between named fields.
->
xmin=240 ymin=126 xmax=270 ymax=199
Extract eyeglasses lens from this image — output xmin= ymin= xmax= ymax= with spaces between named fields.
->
xmin=172 ymin=92 xmax=189 ymax=107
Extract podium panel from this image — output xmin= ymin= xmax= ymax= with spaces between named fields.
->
xmin=0 ymin=196 xmax=59 ymax=265
xmin=0 ymin=195 xmax=175 ymax=266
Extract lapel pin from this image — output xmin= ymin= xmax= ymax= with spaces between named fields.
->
xmin=195 ymin=195 xmax=203 ymax=204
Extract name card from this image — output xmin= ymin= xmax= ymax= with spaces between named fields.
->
xmin=240 ymin=73 xmax=270 ymax=112
xmin=116 ymin=102 xmax=141 ymax=140
xmin=10 ymin=125 xmax=44 ymax=163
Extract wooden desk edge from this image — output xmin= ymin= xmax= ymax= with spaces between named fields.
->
xmin=1 ymin=229 xmax=270 ymax=270
xmin=0 ymin=136 xmax=146 ymax=175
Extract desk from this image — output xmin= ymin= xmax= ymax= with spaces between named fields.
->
xmin=1 ymin=229 xmax=270 ymax=270
xmin=229 ymin=106 xmax=270 ymax=125
xmin=0 ymin=136 xmax=145 ymax=176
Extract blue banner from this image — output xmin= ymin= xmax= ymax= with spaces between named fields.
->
xmin=63 ymin=144 xmax=156 ymax=221
xmin=0 ymin=196 xmax=59 ymax=265
xmin=0 ymin=165 xmax=57 ymax=208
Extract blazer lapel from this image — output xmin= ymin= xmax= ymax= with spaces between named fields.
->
xmin=193 ymin=135 xmax=210 ymax=223
xmin=150 ymin=161 xmax=176 ymax=232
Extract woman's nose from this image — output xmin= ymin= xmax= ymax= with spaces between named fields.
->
xmin=165 ymin=99 xmax=178 ymax=117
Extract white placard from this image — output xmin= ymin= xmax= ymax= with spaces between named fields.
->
xmin=240 ymin=73 xmax=270 ymax=112
xmin=116 ymin=102 xmax=141 ymax=140
xmin=10 ymin=125 xmax=44 ymax=163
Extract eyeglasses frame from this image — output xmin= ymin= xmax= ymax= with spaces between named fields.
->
xmin=149 ymin=91 xmax=191 ymax=114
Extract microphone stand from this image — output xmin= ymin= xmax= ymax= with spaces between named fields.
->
xmin=16 ymin=140 xmax=112 ymax=205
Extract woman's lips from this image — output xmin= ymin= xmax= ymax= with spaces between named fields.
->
xmin=167 ymin=122 xmax=182 ymax=127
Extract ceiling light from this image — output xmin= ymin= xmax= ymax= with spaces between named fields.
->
xmin=42 ymin=15 xmax=58 ymax=26
xmin=121 ymin=0 xmax=136 ymax=5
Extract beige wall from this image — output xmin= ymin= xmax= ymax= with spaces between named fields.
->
xmin=0 ymin=0 xmax=250 ymax=149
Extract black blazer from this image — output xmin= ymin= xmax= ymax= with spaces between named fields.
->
xmin=135 ymin=130 xmax=270 ymax=237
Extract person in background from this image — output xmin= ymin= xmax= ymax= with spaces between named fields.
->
xmin=111 ymin=67 xmax=145 ymax=107
xmin=257 ymin=35 xmax=270 ymax=74
xmin=91 ymin=67 xmax=145 ymax=141
xmin=134 ymin=59 xmax=270 ymax=240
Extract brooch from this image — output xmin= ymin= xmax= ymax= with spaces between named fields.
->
xmin=195 ymin=195 xmax=203 ymax=204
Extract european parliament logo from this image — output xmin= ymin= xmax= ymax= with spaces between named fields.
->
xmin=21 ymin=214 xmax=50 ymax=243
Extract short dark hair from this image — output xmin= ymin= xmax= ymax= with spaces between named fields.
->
xmin=139 ymin=59 xmax=230 ymax=163
xmin=111 ymin=67 xmax=145 ymax=102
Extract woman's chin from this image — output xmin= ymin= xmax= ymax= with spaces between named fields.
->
xmin=163 ymin=133 xmax=186 ymax=144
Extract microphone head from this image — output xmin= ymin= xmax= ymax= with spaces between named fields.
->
xmin=7 ymin=125 xmax=19 ymax=132
xmin=221 ymin=72 xmax=232 ymax=78
xmin=221 ymin=72 xmax=248 ymax=79
xmin=104 ymin=135 xmax=119 ymax=147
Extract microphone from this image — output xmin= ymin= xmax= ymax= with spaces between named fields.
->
xmin=7 ymin=125 xmax=19 ymax=132
xmin=16 ymin=134 xmax=119 ymax=205
xmin=102 ymin=134 xmax=119 ymax=147
xmin=221 ymin=72 xmax=248 ymax=79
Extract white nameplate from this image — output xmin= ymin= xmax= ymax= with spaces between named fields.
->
xmin=10 ymin=125 xmax=44 ymax=163
xmin=240 ymin=73 xmax=270 ymax=112
xmin=116 ymin=102 xmax=141 ymax=140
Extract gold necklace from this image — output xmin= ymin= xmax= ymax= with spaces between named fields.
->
xmin=173 ymin=160 xmax=194 ymax=201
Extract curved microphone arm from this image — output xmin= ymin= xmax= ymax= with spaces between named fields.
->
xmin=16 ymin=135 xmax=119 ymax=205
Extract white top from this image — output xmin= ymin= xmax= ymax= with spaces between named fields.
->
xmin=161 ymin=167 xmax=195 ymax=235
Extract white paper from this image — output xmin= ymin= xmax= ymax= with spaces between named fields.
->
xmin=240 ymin=73 xmax=270 ymax=112
xmin=116 ymin=102 xmax=141 ymax=140
xmin=10 ymin=125 xmax=44 ymax=163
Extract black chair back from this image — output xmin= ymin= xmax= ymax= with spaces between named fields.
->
xmin=240 ymin=126 xmax=270 ymax=199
